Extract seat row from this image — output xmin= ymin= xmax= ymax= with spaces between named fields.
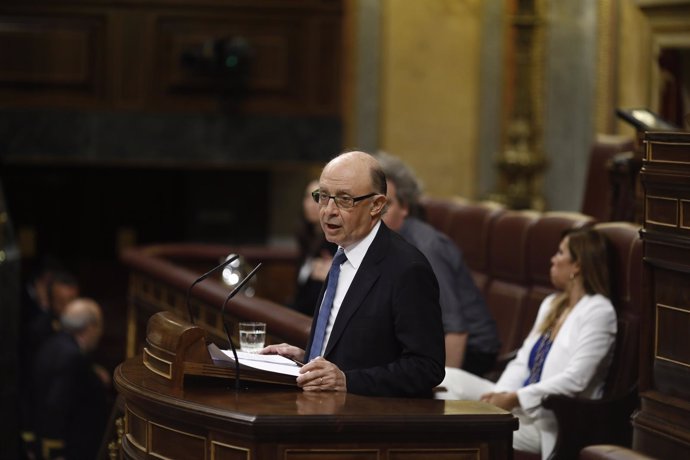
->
xmin=420 ymin=195 xmax=643 ymax=458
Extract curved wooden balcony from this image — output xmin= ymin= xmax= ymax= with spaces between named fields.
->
xmin=120 ymin=243 xmax=312 ymax=359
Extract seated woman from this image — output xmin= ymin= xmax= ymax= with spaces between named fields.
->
xmin=435 ymin=227 xmax=617 ymax=459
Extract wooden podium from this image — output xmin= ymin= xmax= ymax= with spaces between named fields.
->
xmin=141 ymin=310 xmax=226 ymax=389
xmin=113 ymin=312 xmax=518 ymax=459
xmin=114 ymin=357 xmax=517 ymax=460
xmin=142 ymin=310 xmax=298 ymax=389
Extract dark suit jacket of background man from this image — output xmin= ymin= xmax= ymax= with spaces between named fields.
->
xmin=31 ymin=331 xmax=108 ymax=460
xmin=305 ymin=222 xmax=446 ymax=398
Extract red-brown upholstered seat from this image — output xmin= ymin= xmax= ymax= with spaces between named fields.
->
xmin=486 ymin=211 xmax=596 ymax=382
xmin=581 ymin=134 xmax=636 ymax=222
xmin=419 ymin=195 xmax=455 ymax=235
xmin=485 ymin=210 xmax=540 ymax=358
xmin=445 ymin=199 xmax=505 ymax=292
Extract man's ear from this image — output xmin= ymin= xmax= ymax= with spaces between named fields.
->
xmin=370 ymin=195 xmax=387 ymax=215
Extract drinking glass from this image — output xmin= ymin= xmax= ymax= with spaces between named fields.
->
xmin=239 ymin=321 xmax=266 ymax=353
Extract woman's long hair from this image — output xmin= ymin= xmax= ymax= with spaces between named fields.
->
xmin=538 ymin=227 xmax=611 ymax=334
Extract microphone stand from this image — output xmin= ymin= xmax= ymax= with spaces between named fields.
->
xmin=185 ymin=254 xmax=239 ymax=324
xmin=220 ymin=262 xmax=262 ymax=391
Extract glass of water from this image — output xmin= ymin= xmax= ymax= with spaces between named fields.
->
xmin=239 ymin=321 xmax=266 ymax=353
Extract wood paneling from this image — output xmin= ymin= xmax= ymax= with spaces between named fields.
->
xmin=0 ymin=0 xmax=343 ymax=114
xmin=635 ymin=131 xmax=690 ymax=456
xmin=0 ymin=13 xmax=107 ymax=105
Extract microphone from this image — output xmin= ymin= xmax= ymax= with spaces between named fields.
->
xmin=220 ymin=262 xmax=263 ymax=391
xmin=186 ymin=254 xmax=239 ymax=325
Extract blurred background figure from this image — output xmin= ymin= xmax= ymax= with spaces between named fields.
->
xmin=29 ymin=297 xmax=109 ymax=460
xmin=19 ymin=258 xmax=81 ymax=458
xmin=21 ymin=259 xmax=81 ymax=356
xmin=289 ymin=179 xmax=337 ymax=316
xmin=376 ymin=152 xmax=500 ymax=375
xmin=0 ymin=180 xmax=22 ymax=460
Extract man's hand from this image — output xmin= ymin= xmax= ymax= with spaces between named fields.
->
xmin=260 ymin=343 xmax=305 ymax=364
xmin=298 ymin=357 xmax=347 ymax=392
xmin=480 ymin=391 xmax=519 ymax=411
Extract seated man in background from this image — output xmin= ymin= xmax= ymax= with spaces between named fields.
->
xmin=21 ymin=260 xmax=81 ymax=358
xmin=19 ymin=259 xmax=81 ymax=457
xmin=30 ymin=298 xmax=109 ymax=460
xmin=376 ymin=152 xmax=500 ymax=376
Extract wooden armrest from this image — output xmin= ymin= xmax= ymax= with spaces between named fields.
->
xmin=579 ymin=444 xmax=655 ymax=460
xmin=542 ymin=385 xmax=639 ymax=460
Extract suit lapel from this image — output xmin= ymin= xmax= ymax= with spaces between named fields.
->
xmin=324 ymin=223 xmax=390 ymax=356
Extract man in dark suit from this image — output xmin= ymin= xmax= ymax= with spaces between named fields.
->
xmin=30 ymin=298 xmax=108 ymax=460
xmin=376 ymin=151 xmax=501 ymax=376
xmin=263 ymin=151 xmax=445 ymax=397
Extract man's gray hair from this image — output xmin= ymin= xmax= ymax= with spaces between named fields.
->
xmin=375 ymin=151 xmax=424 ymax=218
xmin=61 ymin=298 xmax=101 ymax=334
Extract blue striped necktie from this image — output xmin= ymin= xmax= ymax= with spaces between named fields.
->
xmin=307 ymin=248 xmax=347 ymax=361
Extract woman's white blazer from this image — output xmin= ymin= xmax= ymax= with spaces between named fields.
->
xmin=495 ymin=293 xmax=617 ymax=457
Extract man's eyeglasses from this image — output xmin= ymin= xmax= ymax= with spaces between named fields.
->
xmin=311 ymin=190 xmax=378 ymax=209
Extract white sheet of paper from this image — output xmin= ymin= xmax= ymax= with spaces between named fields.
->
xmin=207 ymin=343 xmax=301 ymax=377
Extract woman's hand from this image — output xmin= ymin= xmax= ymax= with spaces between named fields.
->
xmin=480 ymin=391 xmax=519 ymax=411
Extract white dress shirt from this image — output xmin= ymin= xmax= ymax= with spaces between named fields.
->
xmin=316 ymin=221 xmax=381 ymax=356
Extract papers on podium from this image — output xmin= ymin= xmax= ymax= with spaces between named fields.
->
xmin=207 ymin=343 xmax=300 ymax=386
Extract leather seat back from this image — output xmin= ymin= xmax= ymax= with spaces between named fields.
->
xmin=445 ymin=199 xmax=505 ymax=293
xmin=594 ymin=222 xmax=642 ymax=397
xmin=485 ymin=210 xmax=540 ymax=356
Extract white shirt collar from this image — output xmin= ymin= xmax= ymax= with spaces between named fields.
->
xmin=341 ymin=220 xmax=381 ymax=270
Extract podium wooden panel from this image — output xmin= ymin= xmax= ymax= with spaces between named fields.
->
xmin=114 ymin=357 xmax=518 ymax=460
xmin=634 ymin=131 xmax=690 ymax=457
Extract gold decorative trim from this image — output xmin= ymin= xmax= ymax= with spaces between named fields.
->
xmin=41 ymin=438 xmax=65 ymax=460
xmin=655 ymin=303 xmax=690 ymax=368
xmin=143 ymin=347 xmax=173 ymax=379
xmin=389 ymin=447 xmax=480 ymax=455
xmin=656 ymin=355 xmax=690 ymax=368
xmin=490 ymin=0 xmax=548 ymax=211
xmin=211 ymin=440 xmax=250 ymax=460
xmin=108 ymin=417 xmax=125 ymax=460
xmin=648 ymin=141 xmax=690 ymax=164
xmin=125 ymin=406 xmax=148 ymax=453
xmin=126 ymin=294 xmax=137 ymax=359
xmin=681 ymin=199 xmax=690 ymax=230
xmin=645 ymin=195 xmax=678 ymax=227
xmin=595 ymin=0 xmax=617 ymax=133
xmin=149 ymin=421 xmax=207 ymax=460
xmin=284 ymin=448 xmax=379 ymax=457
